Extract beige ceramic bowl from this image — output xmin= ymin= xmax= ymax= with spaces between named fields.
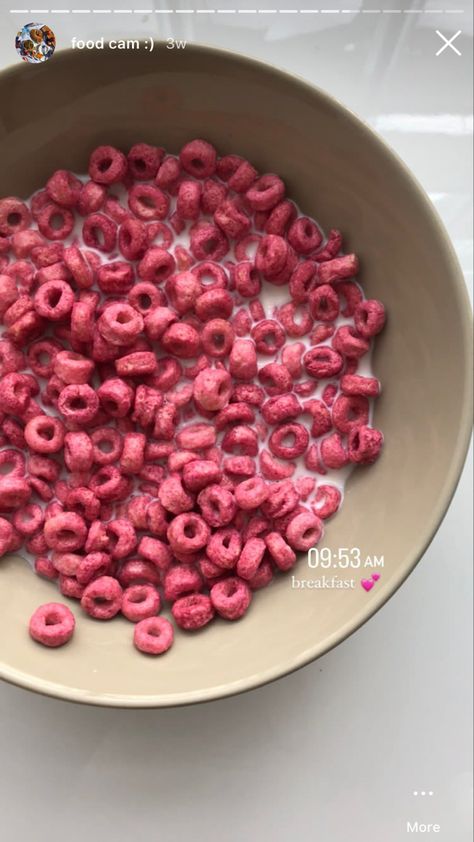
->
xmin=0 ymin=45 xmax=471 ymax=707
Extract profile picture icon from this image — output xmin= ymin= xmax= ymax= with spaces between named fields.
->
xmin=16 ymin=23 xmax=56 ymax=64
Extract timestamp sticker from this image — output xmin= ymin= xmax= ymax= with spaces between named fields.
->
xmin=290 ymin=547 xmax=385 ymax=592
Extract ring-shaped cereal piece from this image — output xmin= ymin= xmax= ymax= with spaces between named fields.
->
xmin=46 ymin=170 xmax=82 ymax=208
xmin=128 ymin=183 xmax=169 ymax=221
xmin=268 ymin=422 xmax=309 ymax=460
xmin=332 ymin=394 xmax=369 ymax=434
xmin=37 ymin=204 xmax=74 ymax=241
xmin=134 ymin=616 xmax=174 ymax=653
xmin=81 ymin=575 xmax=123 ymax=620
xmin=0 ymin=449 xmax=25 ymax=478
xmin=286 ymin=511 xmax=323 ymax=552
xmin=88 ymin=145 xmax=127 ymax=184
xmin=127 ymin=142 xmax=164 ymax=180
xmin=303 ymin=346 xmax=344 ymax=379
xmin=34 ymin=280 xmax=74 ymax=321
xmin=171 ymin=594 xmax=214 ymax=631
xmin=98 ymin=302 xmax=144 ymax=346
xmin=197 ymin=484 xmax=237 ymax=528
xmin=288 ymin=216 xmax=323 ymax=254
xmin=354 ymin=299 xmax=386 ymax=338
xmin=24 ymin=414 xmax=65 ymax=454
xmin=234 ymin=477 xmax=269 ymax=511
xmin=348 ymin=425 xmax=383 ymax=464
xmin=206 ymin=527 xmax=242 ymax=569
xmin=180 ymin=139 xmax=217 ymax=179
xmin=246 ymin=174 xmax=285 ymax=211
xmin=250 ymin=320 xmax=286 ymax=355
xmin=0 ymin=197 xmax=32 ymax=236
xmin=122 ymin=584 xmax=161 ymax=623
xmin=12 ymin=503 xmax=44 ymax=536
xmin=312 ymin=484 xmax=342 ymax=520
xmin=29 ymin=602 xmax=75 ymax=647
xmin=44 ymin=512 xmax=88 ymax=552
xmin=210 ymin=577 xmax=252 ymax=620
xmin=167 ymin=512 xmax=210 ymax=554
xmin=309 ymin=284 xmax=340 ymax=322
xmin=82 ymin=212 xmax=117 ymax=253
xmin=137 ymin=246 xmax=176 ymax=283
xmin=58 ymin=384 xmax=99 ymax=425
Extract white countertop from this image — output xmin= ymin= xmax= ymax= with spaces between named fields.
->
xmin=0 ymin=3 xmax=472 ymax=840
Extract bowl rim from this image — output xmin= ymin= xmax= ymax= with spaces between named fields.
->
xmin=0 ymin=42 xmax=472 ymax=708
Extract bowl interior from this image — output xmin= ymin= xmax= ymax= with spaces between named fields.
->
xmin=0 ymin=45 xmax=471 ymax=706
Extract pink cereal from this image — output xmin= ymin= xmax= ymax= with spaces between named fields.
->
xmin=312 ymin=484 xmax=342 ymax=519
xmin=286 ymin=510 xmax=323 ymax=552
xmin=221 ymin=425 xmax=259 ymax=457
xmin=134 ymin=616 xmax=174 ymax=654
xmin=236 ymin=537 xmax=266 ymax=580
xmin=44 ymin=512 xmax=87 ymax=552
xmin=167 ymin=512 xmax=210 ymax=554
xmin=318 ymin=253 xmax=359 ymax=284
xmin=269 ymin=422 xmax=309 ymax=460
xmin=13 ymin=503 xmax=44 ymax=536
xmin=320 ymin=432 xmax=349 ymax=469
xmin=264 ymin=532 xmax=297 ymax=571
xmin=189 ymin=222 xmax=228 ymax=263
xmin=201 ymin=319 xmax=235 ymax=359
xmin=163 ymin=563 xmax=203 ymax=602
xmin=82 ymin=212 xmax=117 ymax=253
xmin=24 ymin=414 xmax=65 ymax=454
xmin=197 ymin=484 xmax=237 ymax=528
xmin=348 ymin=425 xmax=383 ymax=464
xmin=210 ymin=577 xmax=252 ymax=620
xmin=34 ymin=556 xmax=58 ymax=580
xmin=260 ymin=450 xmax=296 ymax=480
xmin=332 ymin=325 xmax=370 ymax=359
xmin=309 ymin=284 xmax=340 ymax=322
xmin=246 ymin=174 xmax=285 ymax=211
xmin=215 ymin=198 xmax=251 ymax=239
xmin=172 ymin=593 xmax=214 ymax=631
xmin=127 ymin=142 xmax=164 ymax=180
xmin=288 ymin=217 xmax=323 ymax=254
xmin=29 ymin=602 xmax=75 ymax=647
xmin=0 ymin=197 xmax=32 ymax=236
xmin=304 ymin=346 xmax=344 ymax=379
xmin=258 ymin=362 xmax=292 ymax=397
xmin=180 ymin=139 xmax=217 ymax=179
xmin=81 ymin=575 xmax=123 ymax=620
xmin=88 ymin=145 xmax=127 ymax=184
xmin=106 ymin=518 xmax=138 ymax=560
xmin=332 ymin=394 xmax=369 ymax=434
xmin=76 ymin=551 xmax=112 ymax=585
xmin=118 ymin=559 xmax=161 ymax=588
xmin=193 ymin=367 xmax=232 ymax=411
xmin=206 ymin=527 xmax=242 ymax=570
xmin=354 ymin=299 xmax=386 ymax=338
xmin=122 ymin=584 xmax=161 ymax=623
xmin=251 ymin=319 xmax=285 ymax=355
xmin=337 ymin=281 xmax=363 ymax=317
xmin=234 ymin=476 xmax=269 ymax=510
xmin=129 ymin=183 xmax=169 ymax=221
xmin=161 ymin=322 xmax=201 ymax=359
xmin=265 ymin=200 xmax=297 ymax=236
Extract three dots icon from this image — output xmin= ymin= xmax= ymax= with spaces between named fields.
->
xmin=413 ymin=791 xmax=434 ymax=796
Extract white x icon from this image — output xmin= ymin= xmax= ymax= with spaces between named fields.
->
xmin=435 ymin=30 xmax=462 ymax=57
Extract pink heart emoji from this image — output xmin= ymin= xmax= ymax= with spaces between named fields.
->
xmin=371 ymin=573 xmax=381 ymax=582
xmin=361 ymin=579 xmax=374 ymax=592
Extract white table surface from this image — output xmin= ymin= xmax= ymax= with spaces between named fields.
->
xmin=0 ymin=3 xmax=472 ymax=840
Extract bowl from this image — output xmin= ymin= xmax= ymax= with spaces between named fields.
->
xmin=0 ymin=44 xmax=471 ymax=707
